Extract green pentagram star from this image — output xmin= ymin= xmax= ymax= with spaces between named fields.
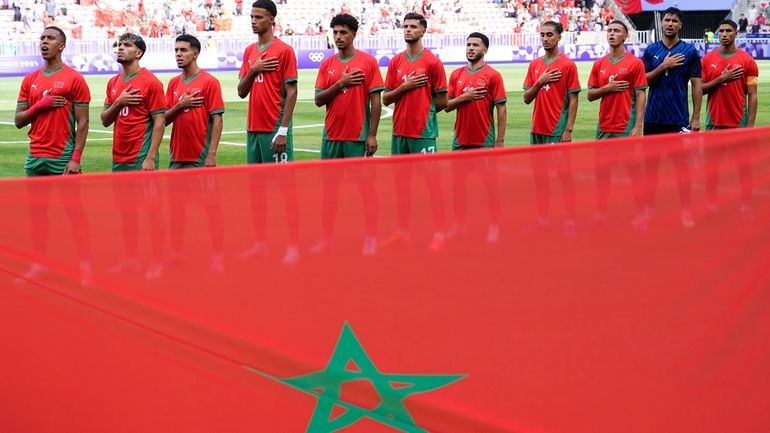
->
xmin=277 ymin=322 xmax=465 ymax=433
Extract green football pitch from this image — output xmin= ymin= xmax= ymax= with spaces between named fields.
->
xmin=1 ymin=62 xmax=768 ymax=178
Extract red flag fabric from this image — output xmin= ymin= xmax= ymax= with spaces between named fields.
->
xmin=1 ymin=129 xmax=769 ymax=433
xmin=616 ymin=0 xmax=642 ymax=14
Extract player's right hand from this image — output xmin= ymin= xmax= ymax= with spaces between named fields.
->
xmin=403 ymin=71 xmax=428 ymax=90
xmin=605 ymin=80 xmax=630 ymax=92
xmin=537 ymin=68 xmax=561 ymax=86
xmin=178 ymin=89 xmax=204 ymax=108
xmin=662 ymin=52 xmax=685 ymax=69
xmin=117 ymin=85 xmax=143 ymax=106
xmin=338 ymin=67 xmax=365 ymax=88
xmin=250 ymin=54 xmax=279 ymax=73
xmin=720 ymin=64 xmax=744 ymax=83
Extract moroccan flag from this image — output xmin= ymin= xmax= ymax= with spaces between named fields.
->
xmin=1 ymin=129 xmax=770 ymax=433
xmin=616 ymin=0 xmax=642 ymax=14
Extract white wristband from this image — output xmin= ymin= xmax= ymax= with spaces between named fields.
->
xmin=275 ymin=126 xmax=289 ymax=136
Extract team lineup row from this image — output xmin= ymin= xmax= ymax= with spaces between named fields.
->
xmin=15 ymin=1 xmax=759 ymax=178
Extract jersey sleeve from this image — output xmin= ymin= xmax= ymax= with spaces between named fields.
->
xmin=642 ymin=48 xmax=653 ymax=72
xmin=281 ymin=44 xmax=298 ymax=84
xmin=72 ymin=73 xmax=91 ymax=105
xmin=238 ymin=45 xmax=252 ymax=79
xmin=632 ymin=59 xmax=648 ymax=90
xmin=367 ymin=56 xmax=385 ymax=93
xmin=17 ymin=73 xmax=31 ymax=105
xmin=447 ymin=69 xmax=459 ymax=98
xmin=492 ymin=70 xmax=507 ymax=104
xmin=588 ymin=60 xmax=600 ymax=88
xmin=431 ymin=57 xmax=448 ymax=94
xmin=688 ymin=47 xmax=702 ymax=78
xmin=165 ymin=77 xmax=177 ymax=110
xmin=523 ymin=61 xmax=536 ymax=89
xmin=314 ymin=58 xmax=330 ymax=91
xmin=746 ymin=58 xmax=759 ymax=84
xmin=385 ymin=58 xmax=399 ymax=91
xmin=566 ymin=61 xmax=581 ymax=92
xmin=206 ymin=76 xmax=225 ymax=115
xmin=148 ymin=78 xmax=166 ymax=115
xmin=104 ymin=76 xmax=116 ymax=107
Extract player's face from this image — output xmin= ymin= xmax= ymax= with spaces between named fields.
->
xmin=465 ymin=37 xmax=486 ymax=62
xmin=661 ymin=13 xmax=682 ymax=38
xmin=175 ymin=41 xmax=198 ymax=69
xmin=39 ymin=29 xmax=64 ymax=61
xmin=606 ymin=24 xmax=628 ymax=48
xmin=116 ymin=40 xmax=142 ymax=65
xmin=403 ymin=19 xmax=425 ymax=44
xmin=540 ymin=26 xmax=561 ymax=51
xmin=332 ymin=25 xmax=355 ymax=52
xmin=717 ymin=24 xmax=737 ymax=47
xmin=250 ymin=7 xmax=274 ymax=35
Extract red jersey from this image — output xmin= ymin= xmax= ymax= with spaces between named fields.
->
xmin=104 ymin=68 xmax=166 ymax=164
xmin=315 ymin=50 xmax=385 ymax=141
xmin=448 ymin=64 xmax=507 ymax=146
xmin=166 ymin=70 xmax=225 ymax=163
xmin=588 ymin=53 xmax=648 ymax=134
xmin=701 ymin=48 xmax=759 ymax=128
xmin=239 ymin=38 xmax=298 ymax=132
xmin=524 ymin=54 xmax=581 ymax=136
xmin=17 ymin=65 xmax=90 ymax=159
xmin=385 ymin=49 xmax=447 ymax=138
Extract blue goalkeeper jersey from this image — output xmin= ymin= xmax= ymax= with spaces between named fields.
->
xmin=642 ymin=40 xmax=701 ymax=126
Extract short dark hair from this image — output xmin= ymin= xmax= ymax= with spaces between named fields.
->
xmin=45 ymin=26 xmax=67 ymax=44
xmin=468 ymin=32 xmax=489 ymax=48
xmin=663 ymin=7 xmax=683 ymax=22
xmin=176 ymin=34 xmax=201 ymax=52
xmin=330 ymin=13 xmax=358 ymax=33
xmin=719 ymin=19 xmax=738 ymax=30
xmin=609 ymin=20 xmax=629 ymax=33
xmin=119 ymin=33 xmax=146 ymax=57
xmin=541 ymin=20 xmax=563 ymax=34
xmin=252 ymin=0 xmax=277 ymax=17
xmin=403 ymin=12 xmax=427 ymax=28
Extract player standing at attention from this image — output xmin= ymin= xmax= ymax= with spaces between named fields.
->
xmin=14 ymin=25 xmax=91 ymax=283
xmin=312 ymin=13 xmax=384 ymax=255
xmin=642 ymin=6 xmax=701 ymax=227
xmin=238 ymin=0 xmax=298 ymax=164
xmin=522 ymin=21 xmax=579 ymax=235
xmin=101 ymin=33 xmax=166 ymax=171
xmin=445 ymin=31 xmax=506 ymax=242
xmin=701 ymin=19 xmax=759 ymax=217
xmin=165 ymin=34 xmax=225 ymax=168
xmin=587 ymin=21 xmax=648 ymax=229
xmin=382 ymin=12 xmax=448 ymax=251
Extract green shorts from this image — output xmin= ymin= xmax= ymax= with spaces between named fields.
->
xmin=112 ymin=159 xmax=159 ymax=172
xmin=321 ymin=139 xmax=366 ymax=159
xmin=391 ymin=136 xmax=437 ymax=155
xmin=169 ymin=161 xmax=203 ymax=169
xmin=530 ymin=133 xmax=561 ymax=145
xmin=595 ymin=131 xmax=630 ymax=140
xmin=247 ymin=130 xmax=293 ymax=164
xmin=25 ymin=155 xmax=68 ymax=176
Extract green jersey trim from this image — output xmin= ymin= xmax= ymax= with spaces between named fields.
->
xmin=121 ymin=70 xmax=140 ymax=83
xmin=181 ymin=72 xmax=201 ymax=84
xmin=404 ymin=51 xmax=425 ymax=62
xmin=369 ymin=86 xmax=386 ymax=94
xmin=608 ymin=54 xmax=627 ymax=64
xmin=42 ymin=66 xmax=63 ymax=77
xmin=257 ymin=41 xmax=273 ymax=52
xmin=337 ymin=52 xmax=357 ymax=63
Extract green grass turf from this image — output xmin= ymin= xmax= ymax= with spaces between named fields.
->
xmin=1 ymin=61 xmax=768 ymax=178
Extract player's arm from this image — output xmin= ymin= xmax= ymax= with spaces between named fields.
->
xmin=689 ymin=77 xmax=702 ymax=130
xmin=561 ymin=92 xmax=578 ymax=142
xmin=141 ymin=112 xmax=165 ymax=170
xmin=14 ymin=95 xmax=66 ymax=128
xmin=101 ymin=85 xmax=142 ymax=127
xmin=271 ymin=81 xmax=297 ymax=154
xmin=366 ymin=91 xmax=382 ymax=155
xmin=237 ymin=54 xmax=279 ymax=99
xmin=435 ymin=91 xmax=448 ymax=112
xmin=586 ymin=80 xmax=629 ymax=101
xmin=64 ymin=104 xmax=89 ymax=174
xmin=314 ymin=68 xmax=364 ymax=106
xmin=645 ymin=52 xmax=684 ymax=85
xmin=445 ymin=86 xmax=486 ymax=112
xmin=630 ymin=88 xmax=646 ymax=137
xmin=382 ymin=72 xmax=427 ymax=106
xmin=701 ymin=64 xmax=744 ymax=94
xmin=746 ymin=79 xmax=758 ymax=127
xmin=205 ymin=113 xmax=223 ymax=167
xmin=523 ymin=68 xmax=562 ymax=104
xmin=165 ymin=90 xmax=203 ymax=125
xmin=495 ymin=102 xmax=507 ymax=148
